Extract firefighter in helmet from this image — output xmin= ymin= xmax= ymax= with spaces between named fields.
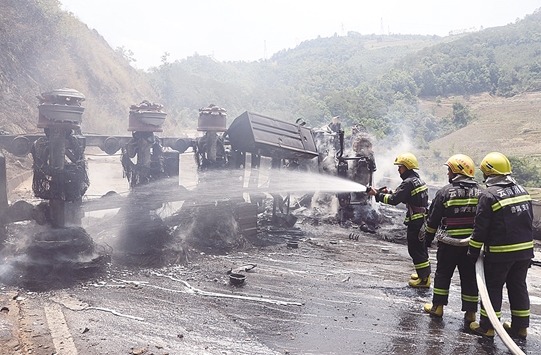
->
xmin=368 ymin=152 xmax=430 ymax=288
xmin=468 ymin=152 xmax=534 ymax=339
xmin=421 ymin=154 xmax=480 ymax=324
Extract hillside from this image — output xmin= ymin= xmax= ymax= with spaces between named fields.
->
xmin=425 ymin=92 xmax=541 ymax=158
xmin=412 ymin=91 xmax=541 ymax=188
xmin=0 ymin=0 xmax=540 ymax=192
xmin=148 ymin=9 xmax=541 ymax=163
xmin=148 ymin=33 xmax=445 ymax=128
xmin=398 ymin=9 xmax=541 ymax=97
xmin=0 ymin=0 xmax=161 ymax=135
xmin=421 ymin=92 xmax=541 ymax=159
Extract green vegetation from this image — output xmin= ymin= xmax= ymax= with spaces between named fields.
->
xmin=147 ymin=34 xmax=442 ymax=134
xmin=1 ymin=1 xmax=540 ymax=187
xmin=400 ymin=10 xmax=541 ymax=97
xmin=147 ymin=9 xmax=541 ymax=148
xmin=509 ymin=157 xmax=541 ymax=187
xmin=0 ymin=0 xmax=159 ymax=135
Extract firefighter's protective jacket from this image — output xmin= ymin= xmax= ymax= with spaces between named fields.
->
xmin=375 ymin=169 xmax=428 ymax=224
xmin=425 ymin=175 xmax=480 ymax=242
xmin=468 ymin=175 xmax=534 ymax=262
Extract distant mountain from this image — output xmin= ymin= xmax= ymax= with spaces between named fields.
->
xmin=149 ymin=33 xmax=445 ymax=128
xmin=149 ymin=9 xmax=541 ymax=144
xmin=398 ymin=9 xmax=541 ymax=97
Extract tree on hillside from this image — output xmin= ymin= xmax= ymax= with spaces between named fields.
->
xmin=509 ymin=157 xmax=541 ymax=187
xmin=115 ymin=46 xmax=136 ymax=64
xmin=451 ymin=102 xmax=473 ymax=128
xmin=397 ymin=10 xmax=541 ymax=98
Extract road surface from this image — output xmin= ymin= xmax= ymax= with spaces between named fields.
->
xmin=0 ymin=153 xmax=540 ymax=354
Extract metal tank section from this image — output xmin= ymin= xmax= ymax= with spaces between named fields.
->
xmin=117 ymin=101 xmax=178 ymax=266
xmin=9 ymin=88 xmax=107 ymax=290
xmin=226 ymin=111 xmax=319 ymax=227
xmin=194 ymin=104 xmax=229 ymax=172
xmin=32 ymin=88 xmax=89 ymax=227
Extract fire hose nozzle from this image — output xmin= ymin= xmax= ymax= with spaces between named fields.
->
xmin=367 ymin=185 xmax=387 ymax=192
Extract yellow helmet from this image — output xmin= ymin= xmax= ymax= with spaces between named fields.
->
xmin=445 ymin=154 xmax=475 ymax=178
xmin=394 ymin=152 xmax=419 ymax=170
xmin=480 ymin=152 xmax=512 ymax=176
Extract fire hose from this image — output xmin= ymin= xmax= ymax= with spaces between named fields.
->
xmin=435 ymin=231 xmax=525 ymax=354
xmin=435 ymin=233 xmax=470 ymax=246
xmin=475 ymin=253 xmax=525 ymax=355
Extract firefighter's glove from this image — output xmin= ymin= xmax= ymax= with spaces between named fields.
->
xmin=424 ymin=232 xmax=435 ymax=248
xmin=367 ymin=186 xmax=388 ymax=196
xmin=367 ymin=187 xmax=378 ymax=196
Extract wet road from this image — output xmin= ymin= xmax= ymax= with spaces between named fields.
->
xmin=2 ymin=219 xmax=541 ymax=355
xmin=1 ymin=153 xmax=541 ymax=354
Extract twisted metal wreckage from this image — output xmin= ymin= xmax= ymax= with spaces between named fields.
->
xmin=0 ymin=88 xmax=377 ymax=288
xmin=0 ymin=90 xmax=535 ymax=354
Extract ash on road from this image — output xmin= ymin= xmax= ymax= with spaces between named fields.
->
xmin=1 ymin=154 xmax=540 ymax=354
xmin=1 ymin=216 xmax=541 ymax=355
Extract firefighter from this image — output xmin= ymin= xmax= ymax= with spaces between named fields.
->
xmin=368 ymin=152 xmax=430 ymax=288
xmin=421 ymin=154 xmax=480 ymax=324
xmin=467 ymin=152 xmax=534 ymax=339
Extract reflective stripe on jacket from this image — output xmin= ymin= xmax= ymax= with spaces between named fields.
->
xmin=425 ymin=177 xmax=480 ymax=240
xmin=468 ymin=180 xmax=534 ymax=262
xmin=376 ymin=169 xmax=428 ymax=225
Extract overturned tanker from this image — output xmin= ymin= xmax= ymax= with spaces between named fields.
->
xmin=225 ymin=111 xmax=319 ymax=226
xmin=173 ymin=107 xmax=320 ymax=254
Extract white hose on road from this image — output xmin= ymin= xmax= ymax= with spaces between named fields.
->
xmin=475 ymin=254 xmax=525 ymax=355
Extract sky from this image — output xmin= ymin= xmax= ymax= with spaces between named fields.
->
xmin=59 ymin=0 xmax=540 ymax=70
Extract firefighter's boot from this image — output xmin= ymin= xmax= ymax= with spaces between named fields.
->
xmin=464 ymin=311 xmax=476 ymax=325
xmin=423 ymin=303 xmax=443 ymax=317
xmin=410 ymin=273 xmax=418 ymax=280
xmin=469 ymin=322 xmax=495 ymax=338
xmin=408 ymin=275 xmax=430 ymax=288
xmin=503 ymin=321 xmax=527 ymax=340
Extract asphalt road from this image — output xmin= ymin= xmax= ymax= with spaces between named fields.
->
xmin=1 ymin=154 xmax=541 ymax=354
xmin=1 ymin=215 xmax=541 ymax=354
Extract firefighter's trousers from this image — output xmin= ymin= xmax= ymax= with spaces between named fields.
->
xmin=432 ymin=243 xmax=478 ymax=311
xmin=406 ymin=220 xmax=431 ymax=279
xmin=480 ymin=258 xmax=531 ymax=329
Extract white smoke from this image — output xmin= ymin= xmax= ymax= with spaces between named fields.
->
xmin=371 ymin=133 xmax=414 ymax=190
